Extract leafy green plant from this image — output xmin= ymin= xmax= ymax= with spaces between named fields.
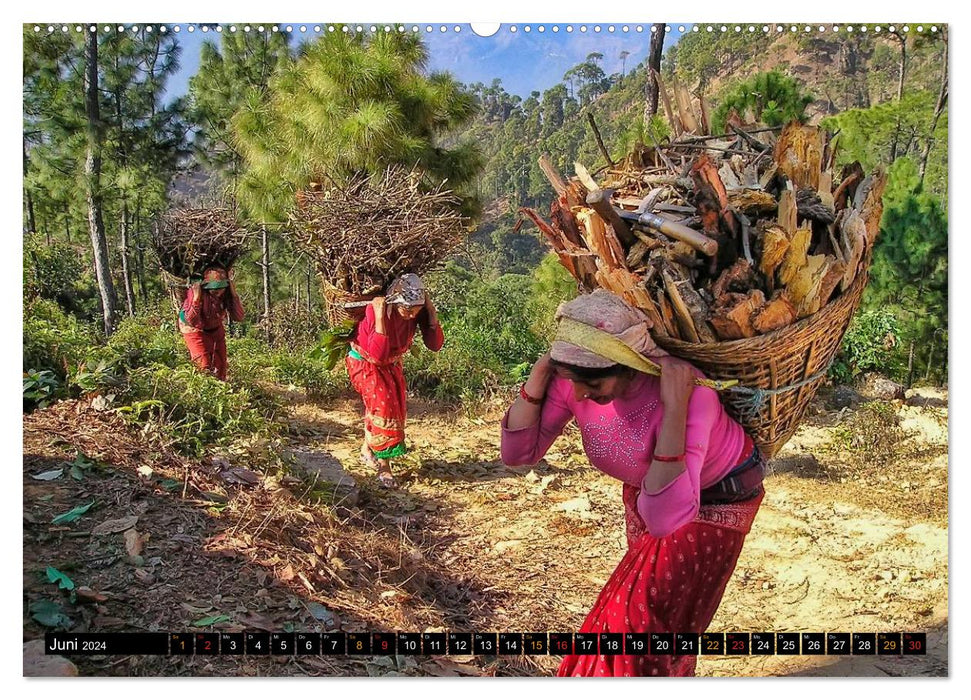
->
xmin=23 ymin=298 xmax=96 ymax=377
xmin=309 ymin=319 xmax=357 ymax=371
xmin=23 ymin=369 xmax=64 ymax=411
xmin=830 ymin=309 xmax=903 ymax=383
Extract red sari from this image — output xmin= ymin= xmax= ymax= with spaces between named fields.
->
xmin=557 ymin=448 xmax=764 ymax=677
xmin=347 ymin=304 xmax=444 ymax=459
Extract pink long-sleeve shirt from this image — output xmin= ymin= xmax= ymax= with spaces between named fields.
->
xmin=501 ymin=372 xmax=747 ymax=537
xmin=351 ymin=304 xmax=444 ymax=363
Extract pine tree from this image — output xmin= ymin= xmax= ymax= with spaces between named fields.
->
xmin=232 ymin=28 xmax=481 ymax=223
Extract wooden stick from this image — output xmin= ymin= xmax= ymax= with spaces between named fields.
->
xmin=538 ymin=155 xmax=568 ymax=196
xmin=574 ymin=162 xmax=600 ymax=192
xmin=586 ymin=113 xmax=615 ymax=167
xmin=585 ymin=189 xmax=635 ymax=247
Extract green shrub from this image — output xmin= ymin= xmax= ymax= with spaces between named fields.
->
xmin=404 ymin=270 xmax=548 ymax=401
xmin=23 ymin=369 xmax=65 ymax=411
xmin=23 ymin=298 xmax=97 ymax=376
xmin=115 ymin=363 xmax=278 ymax=457
xmin=830 ymin=309 xmax=904 ymax=384
xmin=23 ymin=234 xmax=99 ymax=318
xmin=272 ymin=353 xmax=348 ymax=398
xmin=95 ymin=311 xmax=185 ymax=372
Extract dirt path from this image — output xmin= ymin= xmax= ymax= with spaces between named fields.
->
xmin=23 ymin=388 xmax=948 ymax=677
xmin=290 ymin=389 xmax=948 ymax=677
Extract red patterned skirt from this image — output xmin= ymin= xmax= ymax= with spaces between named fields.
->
xmin=557 ymin=460 xmax=764 ymax=677
xmin=345 ymin=353 xmax=408 ymax=459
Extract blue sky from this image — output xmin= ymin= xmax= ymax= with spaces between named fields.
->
xmin=164 ymin=23 xmax=686 ymax=102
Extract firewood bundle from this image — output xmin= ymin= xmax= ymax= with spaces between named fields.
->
xmin=289 ymin=166 xmax=469 ymax=322
xmin=524 ymin=122 xmax=887 ymax=345
xmin=152 ymin=208 xmax=252 ymax=279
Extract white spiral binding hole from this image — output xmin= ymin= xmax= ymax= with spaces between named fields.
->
xmin=32 ymin=23 xmax=943 ymax=36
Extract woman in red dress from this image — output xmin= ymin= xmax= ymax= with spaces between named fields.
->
xmin=179 ymin=267 xmax=245 ymax=381
xmin=346 ymin=274 xmax=444 ymax=487
xmin=501 ymin=290 xmax=765 ymax=676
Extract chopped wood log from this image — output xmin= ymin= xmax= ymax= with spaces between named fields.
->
xmin=661 ymin=268 xmax=701 ymax=343
xmin=787 ymin=253 xmax=828 ymax=317
xmin=691 ymin=153 xmax=730 ymax=214
xmin=774 ymin=122 xmax=824 ymax=190
xmin=655 ymin=289 xmax=678 ymax=338
xmin=710 ymin=289 xmax=765 ymax=340
xmin=779 ymin=227 xmax=811 ymax=287
xmin=817 ymin=170 xmax=835 ymax=211
xmin=699 ymin=93 xmax=713 ymax=135
xmin=752 ymin=290 xmax=797 ymax=334
xmin=574 ymin=161 xmax=600 ymax=192
xmin=538 ymin=155 xmax=569 ymax=196
xmin=729 ymin=188 xmax=777 ymax=216
xmin=839 ymin=209 xmax=867 ymax=291
xmin=576 ymin=207 xmax=626 ymax=270
xmin=858 ymin=170 xmax=888 ymax=245
xmin=672 ymin=77 xmax=701 ymax=133
xmin=662 ymin=267 xmax=716 ymax=343
xmin=585 ymin=188 xmax=635 ymax=247
xmin=712 ymin=259 xmax=758 ymax=299
xmin=833 ymin=162 xmax=865 ymax=213
xmin=597 ymin=267 xmax=666 ymax=333
xmin=777 ymin=188 xmax=798 ymax=234
xmin=729 ymin=124 xmax=771 ymax=152
xmin=759 ymin=225 xmax=790 ymax=287
xmin=816 ymin=256 xmax=846 ymax=311
xmin=626 ymin=240 xmax=656 ymax=268
xmin=719 ymin=161 xmax=742 ymax=190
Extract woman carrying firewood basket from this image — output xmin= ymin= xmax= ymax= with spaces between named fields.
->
xmin=346 ymin=273 xmax=444 ymax=488
xmin=501 ymin=289 xmax=765 ymax=677
xmin=179 ymin=267 xmax=245 ymax=381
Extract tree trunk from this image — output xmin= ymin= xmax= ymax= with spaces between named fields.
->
xmin=924 ymin=342 xmax=934 ymax=383
xmin=134 ymin=197 xmax=147 ymax=302
xmin=63 ymin=204 xmax=71 ymax=243
xmin=306 ymin=262 xmax=312 ymax=314
xmin=906 ymin=339 xmax=916 ymax=388
xmin=894 ymin=33 xmax=907 ymax=102
xmin=261 ymin=225 xmax=271 ymax=342
xmin=644 ymin=24 xmax=666 ymax=125
xmin=920 ymin=27 xmax=948 ymax=186
xmin=23 ymin=140 xmax=36 ymax=234
xmin=84 ymin=30 xmax=117 ymax=336
xmin=120 ymin=202 xmax=136 ymax=316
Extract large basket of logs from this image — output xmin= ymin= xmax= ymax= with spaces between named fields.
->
xmin=289 ymin=166 xmax=469 ymax=327
xmin=152 ymin=207 xmax=252 ymax=316
xmin=525 ymin=121 xmax=887 ymax=458
xmin=152 ymin=207 xmax=250 ymax=279
xmin=655 ymin=258 xmax=870 ymax=457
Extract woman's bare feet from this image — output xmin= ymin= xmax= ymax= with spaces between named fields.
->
xmin=362 ymin=445 xmax=396 ymax=488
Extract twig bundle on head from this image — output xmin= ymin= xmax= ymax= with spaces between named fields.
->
xmin=152 ymin=208 xmax=252 ymax=279
xmin=288 ymin=167 xmax=469 ymax=313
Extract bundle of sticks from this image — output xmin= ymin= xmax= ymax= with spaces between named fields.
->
xmin=152 ymin=208 xmax=251 ymax=279
xmin=289 ymin=166 xmax=469 ymax=300
xmin=523 ymin=122 xmax=887 ymax=344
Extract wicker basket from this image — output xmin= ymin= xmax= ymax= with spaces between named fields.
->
xmin=653 ymin=262 xmax=870 ymax=458
xmin=322 ymin=285 xmax=373 ymax=327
